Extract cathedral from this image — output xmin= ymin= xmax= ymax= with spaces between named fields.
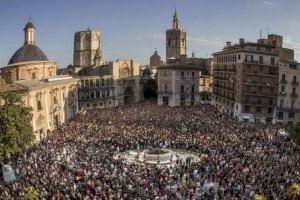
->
xmin=59 ymin=28 xmax=142 ymax=110
xmin=0 ymin=19 xmax=79 ymax=142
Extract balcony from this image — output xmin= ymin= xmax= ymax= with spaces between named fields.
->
xmin=280 ymin=79 xmax=287 ymax=84
xmin=291 ymin=81 xmax=299 ymax=86
xmin=290 ymin=93 xmax=298 ymax=98
xmin=279 ymin=91 xmax=286 ymax=96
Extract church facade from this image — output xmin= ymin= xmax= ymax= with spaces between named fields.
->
xmin=0 ymin=20 xmax=79 ymax=142
xmin=59 ymin=28 xmax=142 ymax=110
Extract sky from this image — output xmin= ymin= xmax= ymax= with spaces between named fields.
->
xmin=0 ymin=0 xmax=300 ymax=68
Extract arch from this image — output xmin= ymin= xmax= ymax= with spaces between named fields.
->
xmin=124 ymin=87 xmax=134 ymax=105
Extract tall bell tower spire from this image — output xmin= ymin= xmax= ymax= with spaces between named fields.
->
xmin=172 ymin=8 xmax=179 ymax=29
xmin=24 ymin=17 xmax=36 ymax=45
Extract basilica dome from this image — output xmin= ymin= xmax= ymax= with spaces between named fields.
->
xmin=8 ymin=44 xmax=48 ymax=65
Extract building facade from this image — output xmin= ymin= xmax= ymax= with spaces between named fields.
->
xmin=276 ymin=61 xmax=300 ymax=124
xmin=212 ymin=37 xmax=280 ymax=123
xmin=0 ymin=20 xmax=79 ymax=142
xmin=157 ymin=63 xmax=201 ymax=106
xmin=77 ymin=59 xmax=142 ymax=110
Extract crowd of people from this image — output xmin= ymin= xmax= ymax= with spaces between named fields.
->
xmin=1 ymin=101 xmax=299 ymax=199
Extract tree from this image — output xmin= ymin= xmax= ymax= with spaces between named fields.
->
xmin=0 ymin=92 xmax=34 ymax=160
xmin=143 ymin=79 xmax=157 ymax=99
xmin=289 ymin=122 xmax=300 ymax=145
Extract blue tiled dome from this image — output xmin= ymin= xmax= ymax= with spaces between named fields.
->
xmin=8 ymin=44 xmax=48 ymax=65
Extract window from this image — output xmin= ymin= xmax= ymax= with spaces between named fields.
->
xmin=269 ymin=98 xmax=273 ymax=105
xmin=282 ymin=74 xmax=286 ymax=81
xmin=168 ymin=38 xmax=171 ymax=46
xmin=90 ymin=91 xmax=95 ymax=99
xmin=238 ymin=54 xmax=241 ymax=60
xmin=259 ymin=56 xmax=263 ymax=64
xmin=53 ymin=97 xmax=58 ymax=104
xmin=268 ymin=108 xmax=272 ymax=114
xmin=280 ymin=100 xmax=284 ymax=107
xmin=289 ymin=112 xmax=295 ymax=119
xmin=244 ymin=106 xmax=250 ymax=113
xmin=293 ymin=75 xmax=297 ymax=82
xmin=96 ymin=91 xmax=100 ymax=99
xmin=37 ymin=99 xmax=42 ymax=111
xmin=50 ymin=71 xmax=52 ymax=76
xmin=291 ymin=100 xmax=295 ymax=109
xmin=271 ymin=57 xmax=275 ymax=65
xmin=277 ymin=112 xmax=283 ymax=119
xmin=181 ymin=72 xmax=184 ymax=78
xmin=256 ymin=107 xmax=261 ymax=113
xmin=87 ymin=103 xmax=90 ymax=108
xmin=292 ymin=87 xmax=296 ymax=94
xmin=96 ymin=79 xmax=100 ymax=87
xmin=180 ymin=95 xmax=185 ymax=101
xmin=250 ymin=55 xmax=254 ymax=62
xmin=181 ymin=85 xmax=184 ymax=93
xmin=32 ymin=72 xmax=36 ymax=79
xmin=281 ymin=85 xmax=285 ymax=92
xmin=191 ymin=85 xmax=195 ymax=93
xmin=191 ymin=95 xmax=194 ymax=101
xmin=192 ymin=72 xmax=195 ymax=77
xmin=90 ymin=80 xmax=94 ymax=87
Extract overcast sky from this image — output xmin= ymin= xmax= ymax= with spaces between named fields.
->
xmin=0 ymin=0 xmax=300 ymax=68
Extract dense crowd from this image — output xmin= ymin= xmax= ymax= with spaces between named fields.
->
xmin=1 ymin=101 xmax=299 ymax=199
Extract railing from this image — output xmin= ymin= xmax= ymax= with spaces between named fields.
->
xmin=280 ymin=79 xmax=287 ymax=84
xmin=290 ymin=93 xmax=298 ymax=98
xmin=279 ymin=91 xmax=286 ymax=96
xmin=291 ymin=81 xmax=299 ymax=86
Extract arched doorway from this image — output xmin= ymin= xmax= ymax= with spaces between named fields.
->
xmin=124 ymin=87 xmax=134 ymax=105
xmin=143 ymin=79 xmax=157 ymax=99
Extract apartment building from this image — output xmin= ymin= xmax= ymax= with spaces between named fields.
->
xmin=277 ymin=61 xmax=300 ymax=124
xmin=212 ymin=36 xmax=280 ymax=123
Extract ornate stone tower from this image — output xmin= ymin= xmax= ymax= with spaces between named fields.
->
xmin=166 ymin=9 xmax=187 ymax=64
xmin=73 ymin=29 xmax=102 ymax=67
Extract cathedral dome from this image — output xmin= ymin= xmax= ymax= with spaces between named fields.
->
xmin=8 ymin=44 xmax=48 ymax=65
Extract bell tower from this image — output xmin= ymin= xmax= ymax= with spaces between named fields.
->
xmin=166 ymin=9 xmax=187 ymax=64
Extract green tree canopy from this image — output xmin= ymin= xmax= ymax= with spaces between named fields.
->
xmin=0 ymin=91 xmax=34 ymax=160
xmin=289 ymin=122 xmax=300 ymax=145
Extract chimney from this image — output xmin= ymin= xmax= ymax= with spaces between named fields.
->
xmin=226 ymin=41 xmax=231 ymax=47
